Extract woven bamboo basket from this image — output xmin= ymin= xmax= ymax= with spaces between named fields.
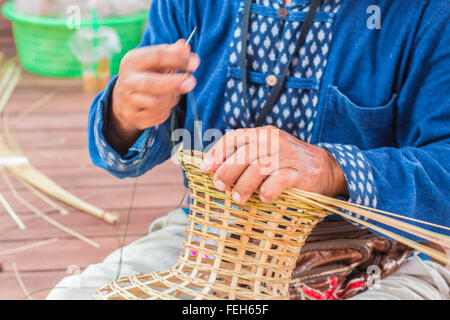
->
xmin=94 ymin=150 xmax=450 ymax=299
xmin=94 ymin=150 xmax=334 ymax=300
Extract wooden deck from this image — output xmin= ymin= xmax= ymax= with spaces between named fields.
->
xmin=0 ymin=44 xmax=186 ymax=298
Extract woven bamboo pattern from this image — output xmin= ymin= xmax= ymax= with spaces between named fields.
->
xmin=94 ymin=150 xmax=330 ymax=300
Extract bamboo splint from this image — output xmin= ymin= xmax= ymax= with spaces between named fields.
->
xmin=94 ymin=150 xmax=449 ymax=300
xmin=0 ymin=238 xmax=58 ymax=256
xmin=12 ymin=262 xmax=32 ymax=300
xmin=14 ymin=161 xmax=116 ymax=223
xmin=18 ymin=179 xmax=69 ymax=216
xmin=0 ymin=138 xmax=118 ymax=224
xmin=2 ymin=170 xmax=100 ymax=248
xmin=0 ymin=57 xmax=118 ymax=224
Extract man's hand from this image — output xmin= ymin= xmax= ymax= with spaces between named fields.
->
xmin=202 ymin=126 xmax=348 ymax=204
xmin=106 ymin=39 xmax=200 ymax=154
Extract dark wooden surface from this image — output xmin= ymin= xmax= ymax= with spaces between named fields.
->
xmin=0 ymin=14 xmax=185 ymax=299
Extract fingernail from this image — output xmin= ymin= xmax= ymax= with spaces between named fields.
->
xmin=214 ymin=180 xmax=226 ymax=192
xmin=187 ymin=54 xmax=201 ymax=72
xmin=232 ymin=192 xmax=242 ymax=203
xmin=180 ymin=76 xmax=196 ymax=92
xmin=260 ymin=193 xmax=268 ymax=203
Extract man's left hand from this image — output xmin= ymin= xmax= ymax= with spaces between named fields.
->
xmin=202 ymin=126 xmax=348 ymax=204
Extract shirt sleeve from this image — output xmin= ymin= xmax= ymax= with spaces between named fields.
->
xmin=318 ymin=143 xmax=377 ymax=217
xmin=87 ymin=0 xmax=189 ymax=178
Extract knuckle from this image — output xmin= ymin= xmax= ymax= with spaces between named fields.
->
xmin=235 ymin=145 xmax=250 ymax=165
xmin=214 ymin=168 xmax=226 ymax=183
xmin=119 ymin=50 xmax=135 ymax=69
xmin=152 ymin=48 xmax=164 ymax=65
xmin=251 ymin=161 xmax=264 ymax=176
xmin=275 ymin=172 xmax=289 ymax=186
xmin=119 ymin=76 xmax=133 ymax=91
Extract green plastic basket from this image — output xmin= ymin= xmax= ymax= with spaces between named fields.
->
xmin=2 ymin=1 xmax=147 ymax=78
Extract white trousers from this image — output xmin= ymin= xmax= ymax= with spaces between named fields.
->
xmin=46 ymin=209 xmax=450 ymax=300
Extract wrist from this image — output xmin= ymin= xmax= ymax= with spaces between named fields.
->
xmin=106 ymin=88 xmax=142 ymax=155
xmin=330 ymin=156 xmax=349 ymax=198
xmin=321 ymin=148 xmax=348 ymax=197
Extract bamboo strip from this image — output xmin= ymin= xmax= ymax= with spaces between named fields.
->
xmin=18 ymin=179 xmax=69 ymax=215
xmin=0 ymin=191 xmax=26 ymax=230
xmin=0 ymin=238 xmax=58 ymax=256
xmin=291 ymin=193 xmax=449 ymax=264
xmin=12 ymin=262 xmax=33 ymax=300
xmin=0 ymin=65 xmax=20 ymax=115
xmin=0 ymin=139 xmax=118 ymax=224
xmin=0 ymin=59 xmax=118 ymax=224
xmin=293 ymin=190 xmax=450 ymax=231
xmin=288 ymin=190 xmax=450 ymax=247
xmin=290 ymin=191 xmax=450 ymax=248
xmin=13 ymin=92 xmax=55 ymax=125
xmin=2 ymin=171 xmax=100 ymax=248
xmin=0 ymin=57 xmax=19 ymax=98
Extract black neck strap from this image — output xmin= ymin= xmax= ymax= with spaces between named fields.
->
xmin=240 ymin=0 xmax=324 ymax=127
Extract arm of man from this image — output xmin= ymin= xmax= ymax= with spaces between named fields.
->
xmin=88 ymin=0 xmax=199 ymax=178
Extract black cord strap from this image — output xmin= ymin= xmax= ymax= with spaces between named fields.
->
xmin=240 ymin=0 xmax=324 ymax=127
xmin=240 ymin=0 xmax=254 ymax=127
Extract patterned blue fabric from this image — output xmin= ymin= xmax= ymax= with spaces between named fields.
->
xmin=87 ymin=0 xmax=450 ymax=241
xmin=224 ymin=0 xmax=340 ymax=145
xmin=319 ymin=143 xmax=377 ymax=210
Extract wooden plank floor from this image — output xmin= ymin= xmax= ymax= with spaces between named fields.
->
xmin=0 ymin=72 xmax=186 ymax=300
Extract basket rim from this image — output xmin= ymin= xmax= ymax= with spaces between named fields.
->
xmin=2 ymin=1 xmax=148 ymax=28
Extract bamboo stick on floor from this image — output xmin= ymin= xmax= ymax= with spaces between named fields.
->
xmin=0 ymin=58 xmax=118 ymax=224
xmin=18 ymin=179 xmax=69 ymax=215
xmin=0 ymin=238 xmax=58 ymax=256
xmin=2 ymin=170 xmax=100 ymax=248
xmin=12 ymin=262 xmax=33 ymax=300
xmin=13 ymin=91 xmax=55 ymax=125
xmin=0 ymin=191 xmax=26 ymax=230
xmin=0 ymin=138 xmax=118 ymax=224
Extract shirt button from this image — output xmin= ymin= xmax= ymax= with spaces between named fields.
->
xmin=266 ymin=75 xmax=278 ymax=86
xmin=278 ymin=7 xmax=289 ymax=19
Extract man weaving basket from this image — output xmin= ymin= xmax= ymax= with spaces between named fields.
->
xmin=48 ymin=0 xmax=450 ymax=300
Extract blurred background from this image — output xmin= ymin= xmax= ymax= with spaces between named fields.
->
xmin=0 ymin=0 xmax=185 ymax=300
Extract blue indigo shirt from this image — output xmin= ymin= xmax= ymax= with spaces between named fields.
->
xmin=88 ymin=0 xmax=450 ymax=240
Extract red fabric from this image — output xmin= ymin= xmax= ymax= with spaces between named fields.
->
xmin=302 ymin=276 xmax=366 ymax=300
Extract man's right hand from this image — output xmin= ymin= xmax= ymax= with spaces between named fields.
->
xmin=106 ymin=39 xmax=200 ymax=154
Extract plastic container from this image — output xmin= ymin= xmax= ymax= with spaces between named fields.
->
xmin=68 ymin=26 xmax=120 ymax=92
xmin=2 ymin=1 xmax=147 ymax=78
